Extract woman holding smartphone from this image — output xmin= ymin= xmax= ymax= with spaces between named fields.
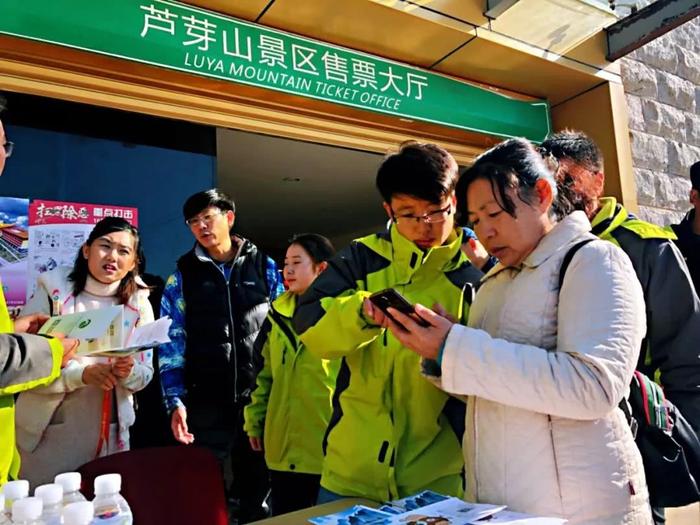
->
xmin=244 ymin=233 xmax=338 ymax=515
xmin=15 ymin=217 xmax=154 ymax=486
xmin=373 ymin=138 xmax=651 ymax=524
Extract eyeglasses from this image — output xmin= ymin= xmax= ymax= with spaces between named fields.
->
xmin=2 ymin=141 xmax=13 ymax=158
xmin=392 ymin=204 xmax=453 ymax=226
xmin=185 ymin=210 xmax=225 ymax=228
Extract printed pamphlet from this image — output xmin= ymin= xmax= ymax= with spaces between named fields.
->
xmin=39 ymin=304 xmax=171 ymax=356
xmin=308 ymin=492 xmax=566 ymax=524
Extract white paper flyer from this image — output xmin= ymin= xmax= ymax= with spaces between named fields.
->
xmin=39 ymin=304 xmax=171 ymax=356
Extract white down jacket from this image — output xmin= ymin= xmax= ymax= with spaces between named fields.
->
xmin=440 ymin=211 xmax=652 ymax=524
xmin=15 ymin=267 xmax=153 ymax=486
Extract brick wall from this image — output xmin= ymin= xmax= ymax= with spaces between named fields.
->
xmin=620 ymin=16 xmax=699 ymax=225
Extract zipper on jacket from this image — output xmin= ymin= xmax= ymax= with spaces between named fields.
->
xmin=547 ymin=415 xmax=565 ymax=508
xmin=210 ymin=253 xmax=241 ymax=404
xmin=269 ymin=309 xmax=297 ymax=365
xmin=377 ymin=440 xmax=389 ymax=463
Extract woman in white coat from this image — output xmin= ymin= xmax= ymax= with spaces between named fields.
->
xmin=15 ymin=217 xmax=153 ymax=486
xmin=368 ymin=138 xmax=652 ymax=524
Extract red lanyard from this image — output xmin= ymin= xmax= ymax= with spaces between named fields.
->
xmin=94 ymin=391 xmax=112 ymax=458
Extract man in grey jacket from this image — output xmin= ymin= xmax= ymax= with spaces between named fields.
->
xmin=0 ymin=97 xmax=79 ymax=486
xmin=543 ymin=131 xmax=700 ymax=524
xmin=542 ymin=130 xmax=700 ymax=434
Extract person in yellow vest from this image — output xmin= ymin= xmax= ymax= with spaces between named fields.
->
xmin=0 ymin=99 xmax=79 ymax=487
xmin=244 ymin=233 xmax=338 ymax=515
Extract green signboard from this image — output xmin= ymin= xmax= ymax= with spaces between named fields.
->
xmin=0 ymin=0 xmax=551 ymax=141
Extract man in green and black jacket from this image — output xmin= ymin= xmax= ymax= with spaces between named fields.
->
xmin=293 ymin=142 xmax=483 ymax=503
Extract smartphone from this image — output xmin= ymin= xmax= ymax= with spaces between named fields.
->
xmin=368 ymin=288 xmax=430 ymax=327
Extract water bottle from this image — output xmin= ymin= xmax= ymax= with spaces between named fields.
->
xmin=2 ymin=480 xmax=29 ymax=521
xmin=62 ymin=502 xmax=94 ymax=525
xmin=11 ymin=496 xmax=43 ymax=525
xmin=34 ymin=484 xmax=63 ymax=525
xmin=0 ymin=495 xmax=10 ymax=525
xmin=91 ymin=474 xmax=132 ymax=525
xmin=54 ymin=473 xmax=87 ymax=506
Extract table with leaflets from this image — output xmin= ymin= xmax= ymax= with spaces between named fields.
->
xmin=249 ymin=491 xmax=567 ymax=524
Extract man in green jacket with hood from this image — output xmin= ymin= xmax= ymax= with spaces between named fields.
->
xmin=294 ymin=141 xmax=483 ymax=503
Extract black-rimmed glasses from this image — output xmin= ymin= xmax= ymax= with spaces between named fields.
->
xmin=392 ymin=204 xmax=453 ymax=226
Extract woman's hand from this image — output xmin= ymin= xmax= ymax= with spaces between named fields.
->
xmin=249 ymin=436 xmax=263 ymax=452
xmin=111 ymin=356 xmax=135 ymax=379
xmin=384 ymin=304 xmax=454 ymax=360
xmin=171 ymin=406 xmax=195 ymax=444
xmin=82 ymin=364 xmax=118 ymax=390
xmin=14 ymin=313 xmax=50 ymax=334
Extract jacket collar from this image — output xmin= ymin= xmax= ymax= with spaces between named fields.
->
xmin=590 ymin=197 xmax=630 ymax=239
xmin=271 ymin=291 xmax=296 ymax=319
xmin=194 ymin=235 xmax=246 ymax=263
xmin=84 ymin=273 xmax=121 ymax=297
xmin=678 ymin=209 xmax=697 ymax=231
xmin=387 ymin=225 xmax=465 ymax=284
xmin=522 ymin=211 xmax=592 ymax=269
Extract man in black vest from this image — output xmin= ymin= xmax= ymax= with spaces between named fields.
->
xmin=159 ymin=189 xmax=283 ymax=523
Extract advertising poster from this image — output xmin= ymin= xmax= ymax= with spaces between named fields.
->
xmin=0 ymin=196 xmax=30 ymax=316
xmin=28 ymin=200 xmax=138 ymax=300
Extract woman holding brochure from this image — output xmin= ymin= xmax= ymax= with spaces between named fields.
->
xmin=372 ymin=139 xmax=652 ymax=524
xmin=15 ymin=217 xmax=154 ymax=486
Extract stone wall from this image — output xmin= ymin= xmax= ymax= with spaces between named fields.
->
xmin=620 ymin=15 xmax=700 ymax=225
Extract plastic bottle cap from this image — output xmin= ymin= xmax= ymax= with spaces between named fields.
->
xmin=54 ymin=472 xmax=82 ymax=493
xmin=2 ymin=479 xmax=29 ymax=500
xmin=63 ymin=501 xmax=95 ymax=525
xmin=12 ymin=497 xmax=42 ymax=521
xmin=34 ymin=484 xmax=63 ymax=505
xmin=93 ymin=473 xmax=122 ymax=495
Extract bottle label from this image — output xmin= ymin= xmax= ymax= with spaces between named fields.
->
xmin=94 ymin=506 xmax=132 ymax=525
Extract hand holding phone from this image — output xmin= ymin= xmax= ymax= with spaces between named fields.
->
xmin=368 ymin=288 xmax=430 ymax=328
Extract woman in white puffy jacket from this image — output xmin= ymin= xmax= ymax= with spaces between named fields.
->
xmin=367 ymin=138 xmax=652 ymax=524
xmin=15 ymin=217 xmax=153 ymax=486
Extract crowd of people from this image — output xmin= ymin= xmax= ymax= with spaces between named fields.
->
xmin=1 ymin=92 xmax=700 ymax=525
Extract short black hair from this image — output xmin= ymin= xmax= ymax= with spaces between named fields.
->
xmin=376 ymin=141 xmax=459 ymax=204
xmin=182 ymin=188 xmax=235 ymax=221
xmin=289 ymin=233 xmax=335 ymax=264
xmin=540 ymin=130 xmax=603 ymax=173
xmin=691 ymin=161 xmax=700 ymax=191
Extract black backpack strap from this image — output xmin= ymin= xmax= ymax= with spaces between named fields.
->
xmin=558 ymin=239 xmax=595 ymax=290
xmin=557 ymin=238 xmax=640 ymax=433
